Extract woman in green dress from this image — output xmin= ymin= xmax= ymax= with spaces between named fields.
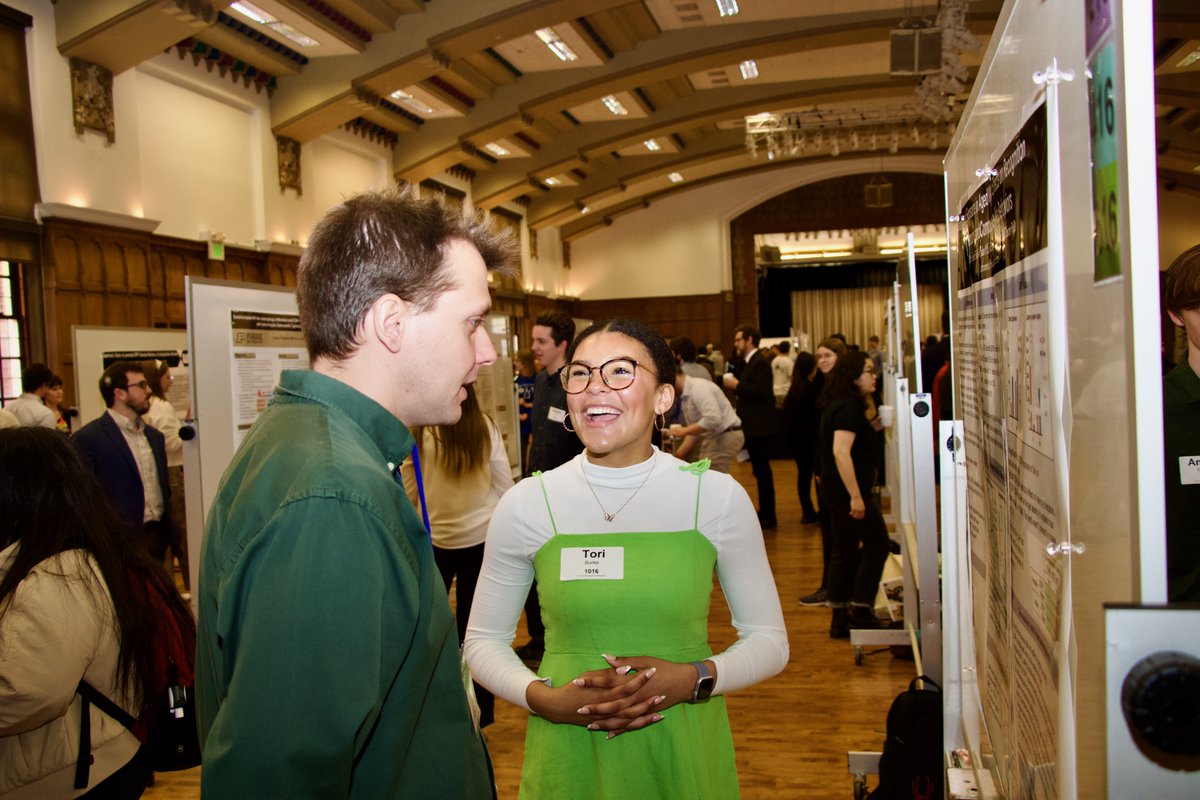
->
xmin=465 ymin=318 xmax=789 ymax=799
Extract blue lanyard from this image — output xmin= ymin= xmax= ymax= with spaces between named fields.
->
xmin=409 ymin=445 xmax=432 ymax=538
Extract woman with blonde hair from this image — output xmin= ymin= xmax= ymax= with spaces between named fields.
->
xmin=403 ymin=384 xmax=513 ymax=728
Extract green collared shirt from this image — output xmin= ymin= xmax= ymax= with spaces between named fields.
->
xmin=196 ymin=369 xmax=492 ymax=799
xmin=1164 ymin=361 xmax=1200 ymax=602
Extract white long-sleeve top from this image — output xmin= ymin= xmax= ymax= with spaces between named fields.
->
xmin=464 ymin=448 xmax=789 ymax=709
xmin=401 ymin=418 xmax=514 ymax=549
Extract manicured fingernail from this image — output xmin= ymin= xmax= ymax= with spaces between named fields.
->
xmin=645 ymin=668 xmax=657 ymax=677
xmin=587 ymin=723 xmax=599 ymax=730
xmin=572 ymin=678 xmax=585 ymax=686
xmin=653 ymin=695 xmax=667 ymax=705
xmin=577 ymin=707 xmax=590 ymax=715
xmin=602 ymin=653 xmax=616 ymax=662
xmin=606 ymin=732 xmax=617 ymax=740
xmin=651 ymin=714 xmax=664 ymax=722
xmin=616 ymin=665 xmax=632 ymax=675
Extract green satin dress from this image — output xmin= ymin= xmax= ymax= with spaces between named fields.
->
xmin=520 ymin=462 xmax=739 ymax=799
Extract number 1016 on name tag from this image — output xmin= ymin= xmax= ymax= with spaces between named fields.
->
xmin=561 ymin=547 xmax=625 ymax=580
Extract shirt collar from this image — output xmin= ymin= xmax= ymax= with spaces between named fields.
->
xmin=107 ymin=408 xmax=144 ymax=433
xmin=273 ymin=369 xmax=415 ymax=469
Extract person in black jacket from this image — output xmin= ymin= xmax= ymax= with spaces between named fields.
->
xmin=783 ymin=351 xmax=819 ymax=523
xmin=73 ymin=361 xmax=178 ymax=563
xmin=723 ymin=324 xmax=780 ymax=528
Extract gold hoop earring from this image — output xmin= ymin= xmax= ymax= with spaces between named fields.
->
xmin=654 ymin=413 xmax=666 ymax=432
xmin=563 ymin=415 xmax=575 ymax=433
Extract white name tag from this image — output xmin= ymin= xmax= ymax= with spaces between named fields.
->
xmin=1181 ymin=456 xmax=1200 ymax=486
xmin=547 ymin=406 xmax=567 ymax=424
xmin=560 ymin=546 xmax=624 ymax=581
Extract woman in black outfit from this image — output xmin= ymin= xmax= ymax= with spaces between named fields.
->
xmin=783 ymin=351 xmax=819 ymax=523
xmin=817 ymin=351 xmax=889 ymax=639
xmin=798 ymin=337 xmax=847 ymax=607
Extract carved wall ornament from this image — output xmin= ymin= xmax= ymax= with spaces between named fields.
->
xmin=69 ymin=58 xmax=115 ymax=143
xmin=277 ymin=136 xmax=301 ymax=195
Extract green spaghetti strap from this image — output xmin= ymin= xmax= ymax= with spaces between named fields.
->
xmin=532 ymin=470 xmax=559 ymax=535
xmin=678 ymin=458 xmax=711 ymax=529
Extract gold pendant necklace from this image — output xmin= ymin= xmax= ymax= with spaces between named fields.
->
xmin=581 ymin=452 xmax=657 ymax=523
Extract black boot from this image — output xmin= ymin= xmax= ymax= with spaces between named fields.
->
xmin=849 ymin=605 xmax=881 ymax=629
xmin=829 ymin=608 xmax=850 ymax=639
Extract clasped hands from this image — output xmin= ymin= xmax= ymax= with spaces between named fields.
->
xmin=525 ymin=654 xmax=706 ymax=739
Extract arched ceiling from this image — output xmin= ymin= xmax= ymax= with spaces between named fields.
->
xmin=51 ymin=0 xmax=1200 ymax=238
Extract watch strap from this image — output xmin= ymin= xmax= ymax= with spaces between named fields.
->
xmin=689 ymin=660 xmax=715 ymax=703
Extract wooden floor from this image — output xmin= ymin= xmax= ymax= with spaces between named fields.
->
xmin=147 ymin=459 xmax=913 ymax=799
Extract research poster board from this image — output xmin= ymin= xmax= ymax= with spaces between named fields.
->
xmin=184 ymin=278 xmax=304 ymax=593
xmin=944 ymin=0 xmax=1163 ymax=796
xmin=71 ymin=326 xmax=189 ymax=427
xmin=474 ymin=313 xmax=521 ymax=477
xmin=952 ymin=100 xmax=1065 ymax=798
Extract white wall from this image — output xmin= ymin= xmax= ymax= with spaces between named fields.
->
xmin=1157 ymin=186 xmax=1200 ymax=268
xmin=17 ymin=0 xmax=391 ymax=249
xmin=568 ymin=154 xmax=943 ymax=300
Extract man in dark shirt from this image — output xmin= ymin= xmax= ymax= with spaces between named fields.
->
xmin=520 ymin=309 xmax=582 ymax=661
xmin=723 ymin=324 xmax=781 ymax=528
xmin=528 ymin=309 xmax=583 ymax=472
xmin=1163 ymin=244 xmax=1200 ymax=602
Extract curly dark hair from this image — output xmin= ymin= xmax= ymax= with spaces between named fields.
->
xmin=568 ymin=318 xmax=676 ymax=388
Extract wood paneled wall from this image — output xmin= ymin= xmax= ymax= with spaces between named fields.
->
xmin=573 ymin=292 xmax=731 ymax=351
xmin=40 ymin=218 xmax=298 ymax=404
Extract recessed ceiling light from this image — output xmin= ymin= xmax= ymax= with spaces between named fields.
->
xmin=267 ymin=21 xmax=319 ymax=48
xmin=580 ymin=206 xmax=591 ymax=214
xmin=643 ymin=139 xmax=661 ymax=152
xmin=544 ymin=177 xmax=561 ymax=186
xmin=1177 ymin=45 xmax=1200 ymax=69
xmin=715 ymin=0 xmax=739 ymax=17
xmin=600 ymin=95 xmax=628 ymax=116
xmin=739 ymin=60 xmax=758 ymax=80
xmin=389 ymin=89 xmax=434 ymax=115
xmin=535 ymin=28 xmax=579 ymax=63
xmin=230 ymin=1 xmax=275 ymax=25
xmin=484 ymin=143 xmax=510 ymax=157
xmin=668 ymin=172 xmax=684 ymax=183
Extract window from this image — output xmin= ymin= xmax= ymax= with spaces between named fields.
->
xmin=0 ymin=260 xmax=26 ymax=404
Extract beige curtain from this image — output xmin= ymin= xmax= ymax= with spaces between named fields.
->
xmin=790 ymin=284 xmax=946 ymax=351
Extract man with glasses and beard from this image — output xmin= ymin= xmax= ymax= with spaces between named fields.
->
xmin=74 ymin=360 xmax=177 ymax=562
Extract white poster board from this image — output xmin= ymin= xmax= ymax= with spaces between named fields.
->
xmin=184 ymin=278 xmax=303 ymax=595
xmin=943 ymin=0 xmax=1163 ymax=796
xmin=71 ymin=326 xmax=189 ymax=427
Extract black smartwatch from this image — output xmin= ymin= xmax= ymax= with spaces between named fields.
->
xmin=689 ymin=660 xmax=715 ymax=703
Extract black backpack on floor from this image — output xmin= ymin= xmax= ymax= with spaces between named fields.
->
xmin=867 ymin=675 xmax=943 ymax=800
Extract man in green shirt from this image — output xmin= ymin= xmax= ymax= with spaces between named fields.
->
xmin=196 ymin=191 xmax=515 ymax=798
xmin=1164 ymin=244 xmax=1200 ymax=603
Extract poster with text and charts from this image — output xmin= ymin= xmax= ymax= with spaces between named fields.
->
xmin=955 ymin=101 xmax=1065 ymax=798
xmin=228 ymin=310 xmax=308 ymax=447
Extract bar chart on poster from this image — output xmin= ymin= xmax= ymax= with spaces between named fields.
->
xmin=943 ymin=0 xmax=1164 ymax=797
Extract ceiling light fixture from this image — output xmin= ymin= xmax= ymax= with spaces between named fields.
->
xmin=580 ymin=206 xmax=591 ymax=214
xmin=739 ymin=60 xmax=758 ymax=80
xmin=535 ymin=27 xmax=579 ymax=62
xmin=544 ymin=177 xmax=561 ymax=186
xmin=389 ymin=89 xmax=434 ymax=115
xmin=230 ymin=1 xmax=275 ymax=25
xmin=668 ymin=172 xmax=684 ymax=183
xmin=714 ymin=0 xmax=740 ymax=18
xmin=484 ymin=143 xmax=510 ymax=157
xmin=643 ymin=139 xmax=661 ymax=151
xmin=1176 ymin=45 xmax=1200 ymax=69
xmin=600 ymin=95 xmax=628 ymax=116
xmin=267 ymin=21 xmax=319 ymax=48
